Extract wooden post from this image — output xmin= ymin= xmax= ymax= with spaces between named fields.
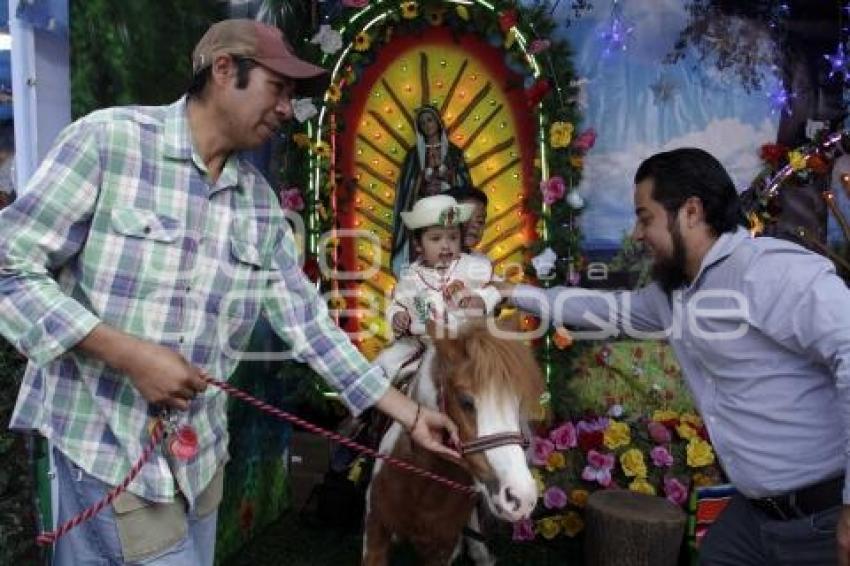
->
xmin=584 ymin=490 xmax=687 ymax=566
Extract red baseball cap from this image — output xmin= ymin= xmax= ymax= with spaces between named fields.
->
xmin=192 ymin=19 xmax=328 ymax=97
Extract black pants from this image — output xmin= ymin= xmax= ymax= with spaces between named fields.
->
xmin=699 ymin=493 xmax=840 ymax=565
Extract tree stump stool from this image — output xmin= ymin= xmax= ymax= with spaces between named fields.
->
xmin=584 ymin=490 xmax=687 ymax=566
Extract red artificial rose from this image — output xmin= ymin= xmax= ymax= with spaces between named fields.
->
xmin=498 ymin=9 xmax=518 ymax=32
xmin=759 ymin=143 xmax=788 ymax=166
xmin=525 ymin=78 xmax=551 ymax=108
xmin=578 ymin=429 xmax=604 ymax=452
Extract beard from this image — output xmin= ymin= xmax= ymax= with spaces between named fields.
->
xmin=651 ymin=220 xmax=688 ymax=294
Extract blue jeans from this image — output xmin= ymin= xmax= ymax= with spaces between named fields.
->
xmin=52 ymin=447 xmax=218 ymax=566
xmin=700 ymin=493 xmax=839 ymax=565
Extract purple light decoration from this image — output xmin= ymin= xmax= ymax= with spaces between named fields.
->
xmin=824 ymin=43 xmax=848 ymax=80
xmin=598 ymin=0 xmax=634 ymax=57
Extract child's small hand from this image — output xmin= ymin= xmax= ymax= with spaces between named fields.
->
xmin=443 ymin=280 xmax=466 ymax=306
xmin=392 ymin=311 xmax=411 ymax=335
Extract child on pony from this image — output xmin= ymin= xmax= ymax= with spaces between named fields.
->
xmin=375 ymin=195 xmax=501 ymax=382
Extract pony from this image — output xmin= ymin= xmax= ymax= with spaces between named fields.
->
xmin=362 ymin=319 xmax=545 ymax=565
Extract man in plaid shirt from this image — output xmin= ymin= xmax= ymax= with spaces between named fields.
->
xmin=0 ymin=19 xmax=459 ymax=565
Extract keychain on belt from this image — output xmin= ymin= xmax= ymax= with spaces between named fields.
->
xmin=153 ymin=410 xmax=199 ymax=461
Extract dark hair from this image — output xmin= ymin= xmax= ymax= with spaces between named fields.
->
xmin=186 ymin=55 xmax=257 ymax=99
xmin=445 ymin=185 xmax=488 ymax=208
xmin=634 ymin=148 xmax=746 ymax=235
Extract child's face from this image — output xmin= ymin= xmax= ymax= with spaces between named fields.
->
xmin=414 ymin=225 xmax=462 ymax=268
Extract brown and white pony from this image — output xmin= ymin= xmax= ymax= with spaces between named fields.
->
xmin=363 ymin=321 xmax=545 ymax=565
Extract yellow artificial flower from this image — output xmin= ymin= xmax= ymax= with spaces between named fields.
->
xmin=537 ymin=516 xmax=561 ymax=540
xmin=687 ymin=438 xmax=716 ymax=468
xmin=603 ymin=420 xmax=631 ymax=449
xmin=561 ymin=511 xmax=585 ymax=537
xmin=292 ymin=132 xmax=311 ymax=148
xmin=620 ymin=448 xmax=647 ymax=478
xmin=629 ymin=478 xmax=656 ymax=496
xmin=680 ymin=413 xmax=703 ymax=428
xmin=326 ymin=83 xmax=342 ymax=103
xmin=312 ymin=141 xmax=330 ymax=158
xmin=353 ymin=31 xmax=371 ymax=52
xmin=455 ymin=4 xmax=469 ymax=20
xmin=546 ymin=451 xmax=566 ymax=472
xmin=549 ymin=121 xmax=574 ymax=148
xmin=788 ymin=150 xmax=807 ymax=171
xmin=400 ymin=1 xmax=418 ymax=19
xmin=569 ymin=155 xmax=584 ymax=169
xmin=652 ymin=409 xmax=679 ymax=422
xmin=692 ymin=472 xmax=715 ymax=487
xmin=676 ymin=422 xmax=698 ymax=440
xmin=568 ymin=489 xmax=589 ymax=508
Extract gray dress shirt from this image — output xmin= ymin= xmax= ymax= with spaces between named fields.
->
xmin=513 ymin=228 xmax=850 ymax=503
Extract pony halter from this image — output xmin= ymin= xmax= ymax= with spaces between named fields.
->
xmin=459 ymin=432 xmax=529 ymax=456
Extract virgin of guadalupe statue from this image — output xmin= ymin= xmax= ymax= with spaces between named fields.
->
xmin=391 ymin=105 xmax=472 ymax=275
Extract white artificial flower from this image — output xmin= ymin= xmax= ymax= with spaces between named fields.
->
xmin=531 ymin=247 xmax=557 ymax=278
xmin=292 ymin=98 xmax=318 ymax=123
xmin=310 ymin=24 xmax=343 ymax=55
xmin=566 ymin=189 xmax=585 ymax=209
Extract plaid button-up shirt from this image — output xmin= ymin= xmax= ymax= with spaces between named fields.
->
xmin=0 ymin=98 xmax=389 ymax=503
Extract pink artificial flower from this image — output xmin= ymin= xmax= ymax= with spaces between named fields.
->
xmin=581 ymin=449 xmax=615 ymax=487
xmin=650 ymin=445 xmax=674 ymax=468
xmin=342 ymin=0 xmax=369 ymax=7
xmin=572 ymin=128 xmax=597 ymax=152
xmin=648 ymin=421 xmax=672 ymax=444
xmin=531 ymin=436 xmax=555 ymax=466
xmin=540 ymin=176 xmax=566 ymax=205
xmin=548 ymin=422 xmax=577 ymax=450
xmin=512 ymin=518 xmax=536 ymax=541
xmin=543 ymin=486 xmax=568 ymax=510
xmin=664 ymin=477 xmax=689 ymax=506
xmin=280 ymin=187 xmax=305 ymax=212
xmin=529 ymin=39 xmax=551 ymax=55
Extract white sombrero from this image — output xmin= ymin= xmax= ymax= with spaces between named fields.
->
xmin=400 ymin=195 xmax=475 ymax=230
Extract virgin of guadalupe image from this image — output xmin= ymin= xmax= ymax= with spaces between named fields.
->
xmin=391 ymin=105 xmax=472 ymax=275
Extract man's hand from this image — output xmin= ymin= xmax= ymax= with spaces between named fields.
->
xmin=837 ymin=505 xmax=850 ymax=566
xmin=375 ymin=387 xmax=460 ymax=460
xmin=78 ymin=324 xmax=207 ymax=411
xmin=457 ymin=294 xmax=485 ymax=312
xmin=409 ymin=406 xmax=461 ymax=460
xmin=392 ymin=311 xmax=411 ymax=336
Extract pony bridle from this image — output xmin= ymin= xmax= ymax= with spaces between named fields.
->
xmin=459 ymin=432 xmax=529 ymax=456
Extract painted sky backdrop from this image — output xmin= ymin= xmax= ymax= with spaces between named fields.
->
xmin=541 ymin=0 xmax=780 ymax=249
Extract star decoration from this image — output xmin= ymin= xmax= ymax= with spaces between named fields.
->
xmin=824 ymin=43 xmax=848 ymax=81
xmin=599 ymin=14 xmax=634 ymax=57
xmin=766 ymin=83 xmax=795 ymax=115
